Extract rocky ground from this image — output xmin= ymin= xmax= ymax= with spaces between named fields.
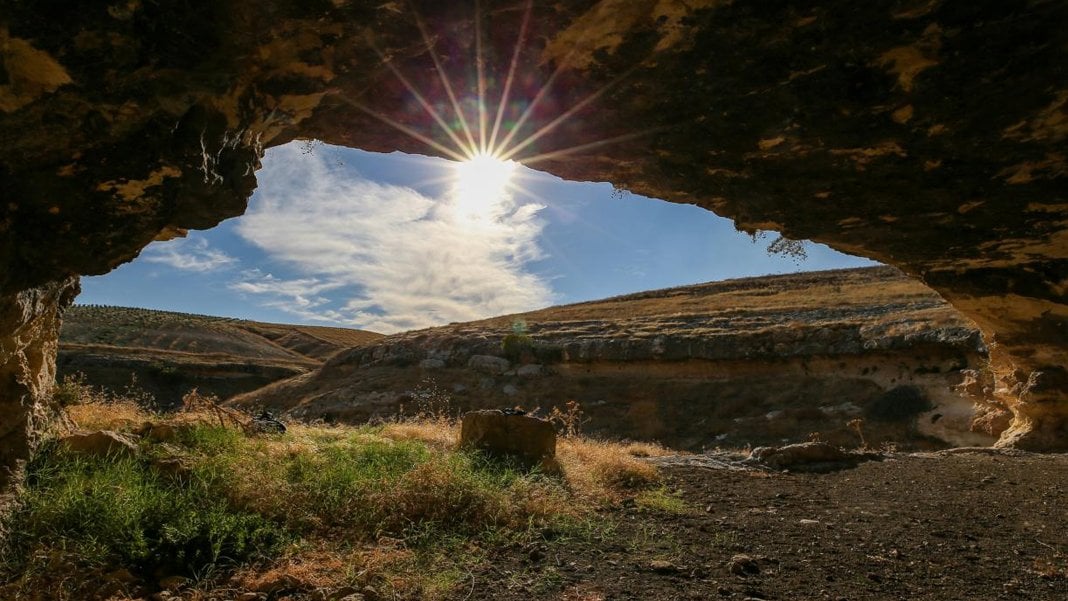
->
xmin=470 ymin=450 xmax=1068 ymax=601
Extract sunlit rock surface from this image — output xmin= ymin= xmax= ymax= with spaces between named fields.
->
xmin=0 ymin=0 xmax=1066 ymax=496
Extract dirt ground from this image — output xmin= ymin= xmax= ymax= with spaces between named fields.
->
xmin=469 ymin=450 xmax=1067 ymax=601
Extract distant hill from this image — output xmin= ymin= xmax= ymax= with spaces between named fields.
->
xmin=58 ymin=306 xmax=383 ymax=407
xmin=232 ymin=267 xmax=1002 ymax=451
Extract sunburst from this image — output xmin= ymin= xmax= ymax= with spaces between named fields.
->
xmin=340 ymin=0 xmax=658 ymax=220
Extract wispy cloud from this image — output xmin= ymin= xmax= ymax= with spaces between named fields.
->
xmin=142 ymin=236 xmax=237 ymax=272
xmin=233 ymin=144 xmax=553 ymax=333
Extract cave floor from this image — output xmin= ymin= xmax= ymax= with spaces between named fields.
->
xmin=470 ymin=451 xmax=1068 ymax=601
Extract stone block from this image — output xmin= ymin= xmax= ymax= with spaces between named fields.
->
xmin=460 ymin=410 xmax=556 ymax=468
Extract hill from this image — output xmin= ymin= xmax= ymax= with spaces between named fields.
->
xmin=58 ymin=306 xmax=383 ymax=406
xmin=232 ymin=266 xmax=1004 ymax=450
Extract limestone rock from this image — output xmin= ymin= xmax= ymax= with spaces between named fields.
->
xmin=59 ymin=430 xmax=139 ymax=459
xmin=460 ymin=410 xmax=556 ymax=467
xmin=747 ymin=442 xmax=858 ymax=471
xmin=516 ymin=364 xmax=544 ymax=378
xmin=467 ymin=355 xmax=510 ymax=374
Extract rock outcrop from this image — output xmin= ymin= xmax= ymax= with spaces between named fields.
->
xmin=460 ymin=410 xmax=557 ymax=469
xmin=1 ymin=1 xmax=1066 ymax=497
xmin=234 ymin=268 xmax=997 ymax=450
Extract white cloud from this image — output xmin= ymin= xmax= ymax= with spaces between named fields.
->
xmin=142 ymin=236 xmax=237 ymax=272
xmin=233 ymin=144 xmax=553 ymax=333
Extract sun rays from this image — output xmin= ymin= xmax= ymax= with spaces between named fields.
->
xmin=337 ymin=0 xmax=656 ymax=216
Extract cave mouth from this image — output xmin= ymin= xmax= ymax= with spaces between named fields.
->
xmin=77 ymin=141 xmax=880 ymax=334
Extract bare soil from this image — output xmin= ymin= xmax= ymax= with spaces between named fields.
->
xmin=468 ymin=450 xmax=1068 ymax=601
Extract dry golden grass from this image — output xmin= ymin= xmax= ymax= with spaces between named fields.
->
xmin=66 ymin=400 xmax=151 ymax=432
xmin=380 ymin=419 xmax=459 ymax=449
xmin=375 ymin=416 xmax=673 ymax=503
xmin=557 ymin=437 xmax=665 ymax=502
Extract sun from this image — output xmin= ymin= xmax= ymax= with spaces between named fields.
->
xmin=453 ymin=151 xmax=516 ymax=220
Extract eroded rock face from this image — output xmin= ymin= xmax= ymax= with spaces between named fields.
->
xmin=0 ymin=278 xmax=78 ymax=495
xmin=234 ymin=268 xmax=996 ymax=450
xmin=0 ymin=0 xmax=1066 ymax=491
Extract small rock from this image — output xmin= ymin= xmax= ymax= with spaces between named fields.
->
xmin=105 ymin=568 xmax=137 ymax=584
xmin=158 ymin=575 xmax=190 ymax=590
xmin=254 ymin=574 xmax=300 ymax=593
xmin=502 ymin=384 xmax=519 ymax=396
xmin=649 ymin=559 xmax=678 ymax=573
xmin=467 ymin=354 xmax=510 ymax=374
xmin=59 ymin=430 xmax=139 ymax=458
xmin=727 ymin=554 xmax=760 ymax=576
xmin=237 ymin=593 xmax=263 ymax=601
xmin=146 ymin=423 xmax=179 ymax=442
xmin=419 ymin=358 xmax=445 ymax=369
xmin=516 ymin=364 xmax=543 ymax=377
xmin=799 ymin=519 xmax=820 ymax=525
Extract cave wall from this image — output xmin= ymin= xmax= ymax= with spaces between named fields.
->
xmin=0 ymin=0 xmax=1066 ymax=492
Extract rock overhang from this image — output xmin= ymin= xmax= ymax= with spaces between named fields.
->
xmin=0 ymin=0 xmax=1064 ymax=480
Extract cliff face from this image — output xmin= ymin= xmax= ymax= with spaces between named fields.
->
xmin=0 ymin=1 xmax=1066 ymax=491
xmin=233 ymin=268 xmax=996 ymax=449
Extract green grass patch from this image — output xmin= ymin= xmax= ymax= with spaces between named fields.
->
xmin=634 ymin=487 xmax=692 ymax=515
xmin=1 ymin=446 xmax=285 ymax=579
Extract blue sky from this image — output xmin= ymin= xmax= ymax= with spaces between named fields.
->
xmin=79 ymin=142 xmax=878 ymax=333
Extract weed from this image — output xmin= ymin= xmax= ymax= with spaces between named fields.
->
xmin=548 ymin=400 xmax=587 ymax=437
xmin=50 ymin=373 xmax=102 ymax=407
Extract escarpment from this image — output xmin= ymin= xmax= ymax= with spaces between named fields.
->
xmin=232 ymin=267 xmax=995 ymax=450
xmin=1 ymin=1 xmax=1066 ymax=495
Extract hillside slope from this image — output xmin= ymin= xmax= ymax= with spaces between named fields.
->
xmin=233 ymin=267 xmax=1003 ymax=450
xmin=58 ymin=306 xmax=383 ymax=406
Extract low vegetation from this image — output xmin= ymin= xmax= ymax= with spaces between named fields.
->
xmin=1 ymin=379 xmax=670 ymax=600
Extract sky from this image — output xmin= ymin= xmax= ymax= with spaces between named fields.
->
xmin=78 ymin=142 xmax=878 ymax=334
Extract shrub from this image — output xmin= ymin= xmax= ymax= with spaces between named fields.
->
xmin=501 ymin=332 xmax=533 ymax=363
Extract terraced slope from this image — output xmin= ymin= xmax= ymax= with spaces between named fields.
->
xmin=58 ymin=306 xmax=383 ymax=407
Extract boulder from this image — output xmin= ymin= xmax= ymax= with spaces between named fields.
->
xmin=467 ymin=355 xmax=510 ymax=374
xmin=58 ymin=430 xmax=139 ymax=458
xmin=747 ymin=441 xmax=861 ymax=472
xmin=516 ymin=364 xmax=544 ymax=378
xmin=460 ymin=410 xmax=556 ymax=468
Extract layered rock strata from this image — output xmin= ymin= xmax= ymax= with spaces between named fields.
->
xmin=234 ymin=268 xmax=997 ymax=450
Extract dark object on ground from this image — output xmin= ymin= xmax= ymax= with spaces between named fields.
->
xmin=250 ymin=411 xmax=286 ymax=434
xmin=460 ymin=410 xmax=556 ymax=470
